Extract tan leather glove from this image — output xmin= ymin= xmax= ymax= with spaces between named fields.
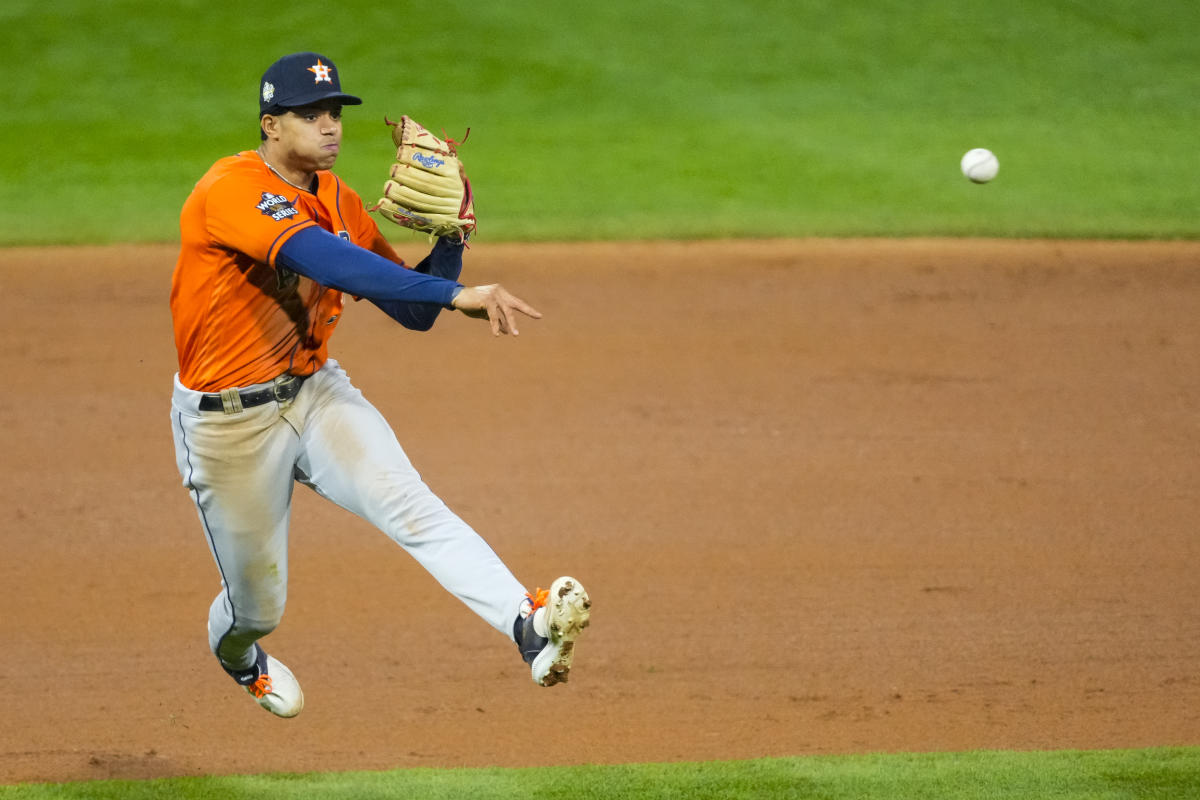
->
xmin=371 ymin=115 xmax=475 ymax=241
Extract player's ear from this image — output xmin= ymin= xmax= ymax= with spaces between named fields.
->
xmin=260 ymin=113 xmax=279 ymax=142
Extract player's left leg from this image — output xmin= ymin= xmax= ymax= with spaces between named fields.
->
xmin=170 ymin=375 xmax=305 ymax=715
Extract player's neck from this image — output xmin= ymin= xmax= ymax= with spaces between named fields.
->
xmin=256 ymin=146 xmax=317 ymax=194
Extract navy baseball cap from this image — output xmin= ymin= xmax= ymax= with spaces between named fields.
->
xmin=259 ymin=52 xmax=362 ymax=115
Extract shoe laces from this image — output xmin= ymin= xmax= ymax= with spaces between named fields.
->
xmin=525 ymin=588 xmax=549 ymax=614
xmin=246 ymin=673 xmax=274 ymax=699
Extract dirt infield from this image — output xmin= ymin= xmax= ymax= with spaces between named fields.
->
xmin=2 ymin=238 xmax=1199 ymax=784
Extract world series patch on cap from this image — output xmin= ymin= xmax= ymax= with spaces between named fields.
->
xmin=259 ymin=52 xmax=362 ymax=114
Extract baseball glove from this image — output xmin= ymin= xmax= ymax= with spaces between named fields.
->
xmin=370 ymin=115 xmax=476 ymax=241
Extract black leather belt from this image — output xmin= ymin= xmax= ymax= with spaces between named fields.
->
xmin=198 ymin=374 xmax=307 ymax=412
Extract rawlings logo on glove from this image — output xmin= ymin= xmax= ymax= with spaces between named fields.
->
xmin=411 ymin=152 xmax=446 ymax=170
xmin=369 ymin=115 xmax=476 ymax=241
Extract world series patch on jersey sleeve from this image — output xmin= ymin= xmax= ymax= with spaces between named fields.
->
xmin=256 ymin=191 xmax=301 ymax=222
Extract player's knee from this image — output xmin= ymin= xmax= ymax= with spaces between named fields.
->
xmin=376 ymin=484 xmax=455 ymax=539
xmin=239 ymin=612 xmax=283 ymax=639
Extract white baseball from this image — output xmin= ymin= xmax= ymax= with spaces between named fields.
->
xmin=961 ymin=148 xmax=999 ymax=183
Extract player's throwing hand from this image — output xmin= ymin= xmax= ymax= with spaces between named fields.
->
xmin=452 ymin=284 xmax=542 ymax=336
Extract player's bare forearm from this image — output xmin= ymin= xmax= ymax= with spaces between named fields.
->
xmin=451 ymin=284 xmax=542 ymax=337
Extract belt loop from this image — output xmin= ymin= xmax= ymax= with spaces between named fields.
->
xmin=219 ymin=388 xmax=244 ymax=415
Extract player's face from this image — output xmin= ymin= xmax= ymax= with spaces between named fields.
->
xmin=274 ymin=101 xmax=344 ymax=172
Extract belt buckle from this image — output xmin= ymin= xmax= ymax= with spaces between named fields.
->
xmin=273 ymin=374 xmax=299 ymax=403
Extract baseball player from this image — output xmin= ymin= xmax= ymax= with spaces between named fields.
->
xmin=168 ymin=51 xmax=590 ymax=718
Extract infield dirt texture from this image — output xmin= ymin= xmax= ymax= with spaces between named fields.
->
xmin=3 ymin=237 xmax=1199 ymax=783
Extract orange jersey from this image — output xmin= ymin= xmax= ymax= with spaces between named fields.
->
xmin=171 ymin=151 xmax=402 ymax=391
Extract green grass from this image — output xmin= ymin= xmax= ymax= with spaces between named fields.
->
xmin=3 ymin=749 xmax=1199 ymax=799
xmin=2 ymin=0 xmax=1197 ymax=244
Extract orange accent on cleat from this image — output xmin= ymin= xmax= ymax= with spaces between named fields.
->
xmin=526 ymin=588 xmax=550 ymax=611
xmin=247 ymin=674 xmax=274 ymax=699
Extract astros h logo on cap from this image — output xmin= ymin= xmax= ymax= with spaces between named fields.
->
xmin=308 ymin=59 xmax=333 ymax=83
xmin=259 ymin=51 xmax=363 ymax=116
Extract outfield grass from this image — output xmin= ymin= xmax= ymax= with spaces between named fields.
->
xmin=2 ymin=0 xmax=1197 ymax=244
xmin=2 ymin=749 xmax=1198 ymax=799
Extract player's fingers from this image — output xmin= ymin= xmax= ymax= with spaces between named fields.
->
xmin=514 ymin=299 xmax=542 ymax=320
xmin=462 ymin=285 xmax=539 ymax=336
xmin=496 ymin=301 xmax=516 ymax=336
xmin=488 ymin=300 xmax=505 ymax=336
xmin=496 ymin=290 xmax=540 ymax=334
xmin=486 ymin=290 xmax=517 ymax=336
xmin=500 ymin=291 xmax=541 ymax=320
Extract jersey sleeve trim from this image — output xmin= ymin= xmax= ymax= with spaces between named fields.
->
xmin=265 ymin=219 xmax=319 ymax=266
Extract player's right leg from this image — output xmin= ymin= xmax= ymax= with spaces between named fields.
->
xmin=170 ymin=375 xmax=303 ymax=716
xmin=286 ymin=361 xmax=591 ymax=686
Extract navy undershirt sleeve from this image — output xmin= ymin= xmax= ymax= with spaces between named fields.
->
xmin=412 ymin=236 xmax=466 ymax=281
xmin=370 ymin=236 xmax=467 ymax=330
xmin=276 ymin=227 xmax=462 ymax=320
